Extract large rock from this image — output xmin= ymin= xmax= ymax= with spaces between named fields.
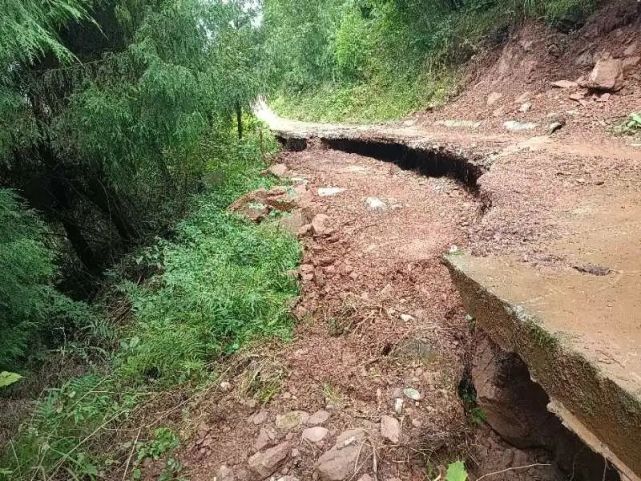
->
xmin=248 ymin=441 xmax=290 ymax=479
xmin=316 ymin=429 xmax=367 ymax=481
xmin=580 ymin=58 xmax=624 ymax=92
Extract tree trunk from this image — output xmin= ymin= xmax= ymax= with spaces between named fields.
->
xmin=236 ymin=101 xmax=243 ymax=139
xmin=84 ymin=177 xmax=139 ymax=243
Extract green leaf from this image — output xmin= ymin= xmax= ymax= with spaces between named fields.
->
xmin=0 ymin=371 xmax=23 ymax=388
xmin=447 ymin=461 xmax=468 ymax=481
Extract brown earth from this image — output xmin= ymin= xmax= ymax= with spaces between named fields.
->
xmin=173 ymin=3 xmax=641 ymax=481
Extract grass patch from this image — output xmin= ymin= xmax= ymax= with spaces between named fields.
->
xmin=271 ymin=69 xmax=458 ymax=123
xmin=0 ymin=127 xmax=301 ymax=481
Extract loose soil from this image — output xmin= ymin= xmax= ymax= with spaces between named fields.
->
xmin=176 ymin=2 xmax=641 ymax=480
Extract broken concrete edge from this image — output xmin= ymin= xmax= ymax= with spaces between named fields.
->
xmin=443 ymin=253 xmax=641 ymax=480
xmin=273 ymin=129 xmax=488 ymax=192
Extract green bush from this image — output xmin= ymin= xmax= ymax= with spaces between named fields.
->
xmin=0 ymin=189 xmax=96 ymax=370
xmin=1 ymin=130 xmax=300 ymax=481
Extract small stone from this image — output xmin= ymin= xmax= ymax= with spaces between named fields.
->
xmin=569 ymin=91 xmax=586 ymax=101
xmin=411 ymin=418 xmax=423 ymax=428
xmin=403 ymin=388 xmax=423 ymax=401
xmin=302 ymin=427 xmax=329 ymax=444
xmin=551 ymin=80 xmax=578 ymax=89
xmin=311 ymin=214 xmax=331 ymax=236
xmin=307 ymin=410 xmax=331 ymax=425
xmin=596 ymin=93 xmax=611 ymax=102
xmin=291 ymin=448 xmax=300 ymax=458
xmin=268 ymin=163 xmax=288 ymax=177
xmin=248 ymin=442 xmax=291 ymax=479
xmin=435 ymin=120 xmax=481 ymax=129
xmin=252 ymin=410 xmax=268 ymax=425
xmin=400 ymin=314 xmax=415 ymax=322
xmin=365 ymin=197 xmax=387 ymax=211
xmin=276 ymin=411 xmax=310 ymax=431
xmin=394 ymin=398 xmax=404 ymax=415
xmin=504 ymin=120 xmax=538 ymax=132
xmin=548 ymin=121 xmax=565 ymax=135
xmin=519 ymin=102 xmax=532 ymax=113
xmin=277 ymin=477 xmax=300 ymax=481
xmin=318 ymin=187 xmax=346 ymax=197
xmin=487 ymin=92 xmax=503 ymax=106
xmin=220 ymin=381 xmax=232 ymax=391
xmin=514 ymin=91 xmax=532 ymax=103
xmin=380 ymin=415 xmax=401 ymax=444
xmin=217 ymin=465 xmax=235 ymax=481
xmin=254 ymin=427 xmax=277 ymax=452
xmin=315 ymin=429 xmax=366 ymax=481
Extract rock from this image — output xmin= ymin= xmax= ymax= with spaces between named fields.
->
xmin=248 ymin=442 xmax=290 ymax=479
xmin=365 ymin=197 xmax=386 ymax=211
xmin=229 ymin=187 xmax=299 ymax=221
xmin=519 ymin=102 xmax=532 ymax=113
xmin=311 ymin=214 xmax=331 ymax=236
xmin=252 ymin=410 xmax=269 ymax=425
xmin=623 ymin=56 xmax=641 ymax=74
xmin=435 ymin=120 xmax=481 ymax=130
xmin=220 ymin=381 xmax=232 ymax=391
xmin=574 ymin=50 xmax=594 ymax=68
xmin=276 ymin=477 xmax=300 ymax=481
xmin=569 ymin=91 xmax=586 ymax=101
xmin=318 ymin=187 xmax=346 ymax=197
xmin=276 ymin=411 xmax=309 ymax=431
xmin=596 ymin=93 xmax=611 ymax=103
xmin=486 ymin=92 xmax=503 ymax=106
xmin=216 ymin=465 xmax=235 ymax=481
xmin=551 ymin=80 xmax=578 ymax=89
xmin=380 ymin=415 xmax=401 ymax=444
xmin=316 ymin=429 xmax=367 ymax=481
xmin=548 ymin=120 xmax=566 ymax=135
xmin=400 ymin=314 xmax=415 ymax=322
xmin=503 ymin=121 xmax=538 ymax=132
xmin=492 ymin=107 xmax=505 ymax=118
xmin=580 ymin=58 xmax=624 ymax=92
xmin=403 ymin=388 xmax=423 ymax=401
xmin=624 ymin=41 xmax=638 ymax=57
xmin=514 ymin=91 xmax=532 ymax=104
xmin=394 ymin=398 xmax=404 ymax=415
xmin=307 ymin=410 xmax=331 ymax=426
xmin=268 ymin=163 xmax=288 ymax=177
xmin=278 ymin=209 xmax=312 ymax=235
xmin=357 ymin=476 xmax=374 ymax=481
xmin=254 ymin=427 xmax=277 ymax=452
xmin=302 ymin=427 xmax=329 ymax=444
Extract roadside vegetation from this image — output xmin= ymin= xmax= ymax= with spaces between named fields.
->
xmin=263 ymin=0 xmax=601 ymax=122
xmin=1 ymin=1 xmax=298 ymax=480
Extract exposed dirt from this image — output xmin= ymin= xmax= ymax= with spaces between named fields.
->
xmin=172 ymin=3 xmax=641 ymax=480
xmin=415 ymin=0 xmax=641 ymax=147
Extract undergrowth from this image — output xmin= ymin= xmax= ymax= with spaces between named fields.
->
xmin=268 ymin=0 xmax=601 ymax=123
xmin=0 ymin=126 xmax=301 ymax=481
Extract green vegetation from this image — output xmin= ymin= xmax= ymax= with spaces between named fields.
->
xmin=263 ymin=0 xmax=600 ymax=122
xmin=0 ymin=1 xmax=299 ymax=479
xmin=1 ymin=131 xmax=300 ymax=481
